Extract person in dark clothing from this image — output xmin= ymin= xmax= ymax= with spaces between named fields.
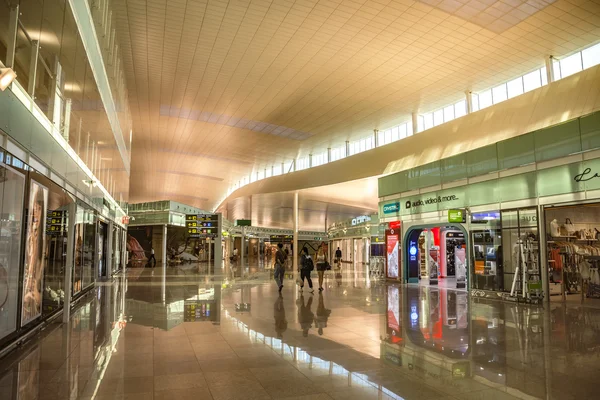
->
xmin=148 ymin=247 xmax=156 ymax=267
xmin=297 ymin=294 xmax=314 ymax=337
xmin=335 ymin=247 xmax=342 ymax=266
xmin=274 ymin=243 xmax=286 ymax=292
xmin=299 ymin=247 xmax=314 ymax=293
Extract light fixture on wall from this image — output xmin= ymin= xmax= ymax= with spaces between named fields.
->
xmin=0 ymin=67 xmax=17 ymax=91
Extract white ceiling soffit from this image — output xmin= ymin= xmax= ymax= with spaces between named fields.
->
xmin=220 ymin=64 xmax=600 ymax=206
xmin=114 ymin=0 xmax=600 ymax=209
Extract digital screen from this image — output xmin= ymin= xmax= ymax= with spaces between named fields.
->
xmin=471 ymin=212 xmax=500 ymax=223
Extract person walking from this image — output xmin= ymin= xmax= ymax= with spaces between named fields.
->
xmin=274 ymin=243 xmax=287 ymax=292
xmin=315 ymin=245 xmax=328 ymax=292
xmin=335 ymin=247 xmax=342 ymax=267
xmin=299 ymin=247 xmax=314 ymax=293
xmin=148 ymin=247 xmax=156 ymax=267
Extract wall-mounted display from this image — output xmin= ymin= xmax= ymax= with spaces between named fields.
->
xmin=21 ymin=180 xmax=48 ymax=326
xmin=385 ymin=228 xmax=400 ymax=279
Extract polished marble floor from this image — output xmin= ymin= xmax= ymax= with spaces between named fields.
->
xmin=1 ymin=264 xmax=600 ymax=399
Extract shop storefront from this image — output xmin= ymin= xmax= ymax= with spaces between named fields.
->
xmin=0 ymin=146 xmax=125 ymax=354
xmin=328 ymin=214 xmax=383 ymax=280
xmin=378 ymin=111 xmax=600 ymax=304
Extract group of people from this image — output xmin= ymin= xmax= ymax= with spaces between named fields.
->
xmin=273 ymin=243 xmax=343 ymax=293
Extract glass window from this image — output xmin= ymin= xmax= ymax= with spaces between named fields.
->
xmin=454 ymin=100 xmax=466 ymax=118
xmin=582 ymin=43 xmax=600 ymax=69
xmin=359 ymin=139 xmax=366 ymax=153
xmin=265 ymin=168 xmax=272 ymax=178
xmin=385 ymin=129 xmax=392 ymax=144
xmin=471 ymin=93 xmax=480 ymax=112
xmin=560 ymin=52 xmax=583 ymax=78
xmin=423 ymin=113 xmax=434 ymax=130
xmin=273 ymin=165 xmax=282 ymax=176
xmin=523 ymin=69 xmax=542 ymax=92
xmin=492 ymin=83 xmax=508 ymax=104
xmin=417 ymin=115 xmax=425 ymax=132
xmin=478 ymin=89 xmax=492 ymax=109
xmin=284 ymin=162 xmax=293 ymax=173
xmin=507 ymin=77 xmax=524 ymax=98
xmin=257 ymin=170 xmax=265 ymax=180
xmin=443 ymin=105 xmax=454 ymax=122
xmin=390 ymin=127 xmax=398 ymax=142
xmin=433 ymin=109 xmax=444 ymax=126
xmin=540 ymin=66 xmax=548 ymax=85
xmin=552 ymin=59 xmax=561 ymax=80
xmin=378 ymin=130 xmax=385 ymax=146
xmin=0 ymin=159 xmax=26 ymax=340
xmin=399 ymin=123 xmax=407 ymax=139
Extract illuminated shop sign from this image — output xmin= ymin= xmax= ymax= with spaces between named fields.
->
xmin=383 ymin=202 xmax=400 ymax=214
xmin=351 ymin=215 xmax=371 ymax=226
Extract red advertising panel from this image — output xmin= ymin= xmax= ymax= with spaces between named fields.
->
xmin=385 ymin=227 xmax=400 ymax=279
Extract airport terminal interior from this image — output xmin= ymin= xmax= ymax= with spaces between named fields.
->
xmin=2 ymin=0 xmax=600 ymax=399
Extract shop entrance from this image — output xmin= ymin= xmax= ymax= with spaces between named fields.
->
xmin=405 ymin=224 xmax=468 ymax=289
xmin=545 ymin=203 xmax=600 ymax=306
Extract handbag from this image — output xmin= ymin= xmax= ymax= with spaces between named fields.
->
xmin=325 ymin=261 xmax=332 ymax=271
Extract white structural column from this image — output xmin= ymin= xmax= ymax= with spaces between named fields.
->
xmin=465 ymin=91 xmax=473 ymax=114
xmin=327 ymin=148 xmax=331 ymax=163
xmin=345 ymin=141 xmax=350 ymax=157
xmin=63 ymin=201 xmax=77 ymax=323
xmin=545 ymin=56 xmax=555 ymax=83
xmin=162 ymin=224 xmax=167 ymax=266
xmin=241 ymin=226 xmax=246 ymax=268
xmin=411 ymin=112 xmax=419 ymax=134
xmin=293 ymin=192 xmax=299 ymax=278
xmin=373 ymin=129 xmax=379 ymax=147
xmin=215 ymin=213 xmax=223 ymax=269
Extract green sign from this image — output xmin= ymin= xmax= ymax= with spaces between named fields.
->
xmin=235 ymin=219 xmax=251 ymax=226
xmin=448 ymin=209 xmax=465 ymax=223
xmin=314 ymin=237 xmax=323 ymax=241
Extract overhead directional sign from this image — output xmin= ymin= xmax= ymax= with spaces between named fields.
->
xmin=186 ymin=214 xmax=219 ymax=238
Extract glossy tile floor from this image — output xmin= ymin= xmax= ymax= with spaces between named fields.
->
xmin=2 ymin=264 xmax=600 ymax=400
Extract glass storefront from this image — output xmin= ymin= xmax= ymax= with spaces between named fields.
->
xmin=545 ymin=202 xmax=600 ymax=305
xmin=0 ymin=151 xmax=26 ymax=341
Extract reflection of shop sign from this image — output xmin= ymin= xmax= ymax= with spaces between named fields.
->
xmin=383 ymin=202 xmax=400 ymax=214
xmin=46 ymin=210 xmax=66 ymax=236
xmin=235 ymin=303 xmax=251 ymax=312
xmin=448 ymin=209 xmax=465 ymax=223
xmin=186 ymin=214 xmax=219 ymax=238
xmin=351 ymin=215 xmax=371 ymax=226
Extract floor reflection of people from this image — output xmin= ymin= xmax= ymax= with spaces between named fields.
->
xmin=274 ymin=294 xmax=287 ymax=339
xmin=297 ymin=294 xmax=314 ymax=337
xmin=315 ymin=292 xmax=331 ymax=336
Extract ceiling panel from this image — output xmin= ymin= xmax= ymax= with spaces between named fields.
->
xmin=114 ymin=0 xmax=600 ymax=209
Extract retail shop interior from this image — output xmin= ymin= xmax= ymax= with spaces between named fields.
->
xmin=404 ymin=225 xmax=467 ymax=289
xmin=546 ymin=204 xmax=600 ymax=304
xmin=471 ymin=208 xmax=542 ymax=303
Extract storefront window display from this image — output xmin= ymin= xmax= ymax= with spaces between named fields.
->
xmin=37 ymin=172 xmax=74 ymax=318
xmin=545 ymin=203 xmax=600 ymax=303
xmin=405 ymin=225 xmax=468 ymax=289
xmin=21 ymin=179 xmax=49 ymax=326
xmin=0 ymin=151 xmax=26 ymax=341
xmin=80 ymin=207 xmax=96 ymax=292
xmin=500 ymin=208 xmax=541 ymax=300
xmin=471 ymin=212 xmax=503 ymax=292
